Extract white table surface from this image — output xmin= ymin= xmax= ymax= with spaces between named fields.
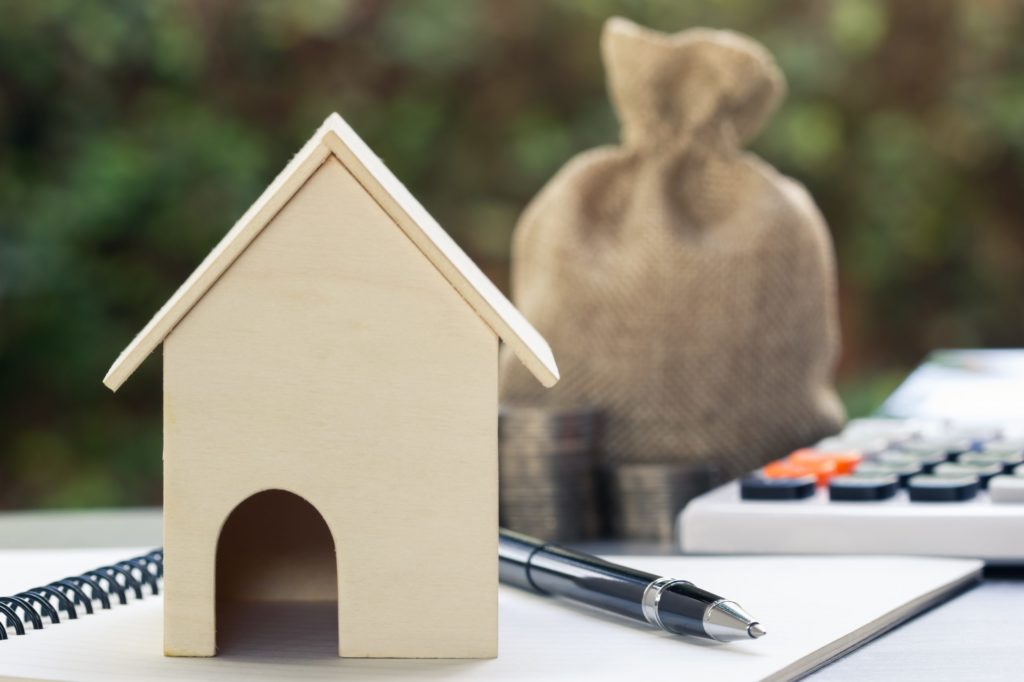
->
xmin=0 ymin=508 xmax=1020 ymax=680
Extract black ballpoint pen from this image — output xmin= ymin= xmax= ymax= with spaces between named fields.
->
xmin=499 ymin=528 xmax=766 ymax=642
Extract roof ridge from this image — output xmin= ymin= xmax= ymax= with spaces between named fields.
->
xmin=103 ymin=113 xmax=558 ymax=391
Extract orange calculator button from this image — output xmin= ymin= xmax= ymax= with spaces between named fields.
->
xmin=788 ymin=447 xmax=862 ymax=474
xmin=762 ymin=458 xmax=837 ymax=486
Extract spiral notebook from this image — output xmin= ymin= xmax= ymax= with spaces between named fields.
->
xmin=0 ymin=548 xmax=980 ymax=682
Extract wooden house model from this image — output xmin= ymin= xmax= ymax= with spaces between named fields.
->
xmin=102 ymin=113 xmax=559 ymax=659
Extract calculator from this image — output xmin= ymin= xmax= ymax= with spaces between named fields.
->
xmin=678 ymin=350 xmax=1024 ymax=563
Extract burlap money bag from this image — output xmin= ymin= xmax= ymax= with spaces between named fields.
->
xmin=499 ymin=18 xmax=845 ymax=479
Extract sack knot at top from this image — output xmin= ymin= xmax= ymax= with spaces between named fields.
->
xmin=602 ymin=18 xmax=786 ymax=150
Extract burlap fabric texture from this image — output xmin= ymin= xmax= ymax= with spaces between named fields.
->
xmin=499 ymin=18 xmax=845 ymax=479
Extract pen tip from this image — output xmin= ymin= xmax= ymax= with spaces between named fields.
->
xmin=747 ymin=623 xmax=766 ymax=639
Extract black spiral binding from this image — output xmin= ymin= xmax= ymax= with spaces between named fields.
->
xmin=0 ymin=548 xmax=163 ymax=640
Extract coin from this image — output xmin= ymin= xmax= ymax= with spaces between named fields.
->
xmin=499 ymin=405 xmax=604 ymax=541
xmin=605 ymin=462 xmax=715 ymax=542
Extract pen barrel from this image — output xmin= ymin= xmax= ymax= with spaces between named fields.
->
xmin=522 ymin=544 xmax=658 ymax=622
xmin=498 ymin=530 xmax=727 ymax=638
xmin=498 ymin=530 xmax=542 ymax=591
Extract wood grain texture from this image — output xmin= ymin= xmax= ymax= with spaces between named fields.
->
xmin=162 ymin=157 xmax=499 ymax=658
xmin=104 ymin=113 xmax=558 ymax=392
xmin=103 ymin=138 xmax=333 ymax=392
xmin=320 ymin=123 xmax=558 ymax=387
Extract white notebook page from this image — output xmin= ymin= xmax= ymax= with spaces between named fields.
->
xmin=0 ymin=549 xmax=981 ymax=682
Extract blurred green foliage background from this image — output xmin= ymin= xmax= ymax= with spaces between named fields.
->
xmin=1 ymin=0 xmax=1022 ymax=508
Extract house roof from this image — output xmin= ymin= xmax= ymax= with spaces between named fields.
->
xmin=103 ymin=113 xmax=559 ymax=391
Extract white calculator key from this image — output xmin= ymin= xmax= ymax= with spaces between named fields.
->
xmin=989 ymin=475 xmax=1024 ymax=503
xmin=816 ymin=436 xmax=888 ymax=454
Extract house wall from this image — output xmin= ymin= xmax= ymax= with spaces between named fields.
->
xmin=161 ymin=156 xmax=498 ymax=658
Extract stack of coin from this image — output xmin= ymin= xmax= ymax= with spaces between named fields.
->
xmin=498 ymin=406 xmax=604 ymax=541
xmin=605 ymin=462 xmax=715 ymax=542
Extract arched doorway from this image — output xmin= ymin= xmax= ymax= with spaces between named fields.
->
xmin=216 ymin=489 xmax=338 ymax=656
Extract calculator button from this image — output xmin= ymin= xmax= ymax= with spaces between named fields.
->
xmin=890 ymin=446 xmax=947 ymax=471
xmin=852 ymin=460 xmax=921 ymax=486
xmin=962 ymin=449 xmax=1024 ymax=472
xmin=841 ymin=418 xmax=927 ymax=442
xmin=984 ymin=437 xmax=1024 ymax=454
xmin=989 ymin=475 xmax=1024 ymax=503
xmin=788 ymin=448 xmax=862 ymax=474
xmin=740 ymin=474 xmax=816 ymax=500
xmin=877 ymin=451 xmax=920 ymax=466
xmin=816 ymin=435 xmax=888 ymax=456
xmin=762 ymin=458 xmax=837 ymax=486
xmin=903 ymin=437 xmax=974 ymax=460
xmin=933 ymin=461 xmax=1002 ymax=489
xmin=944 ymin=425 xmax=1002 ymax=446
xmin=829 ymin=475 xmax=898 ymax=501
xmin=907 ymin=474 xmax=979 ymax=502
